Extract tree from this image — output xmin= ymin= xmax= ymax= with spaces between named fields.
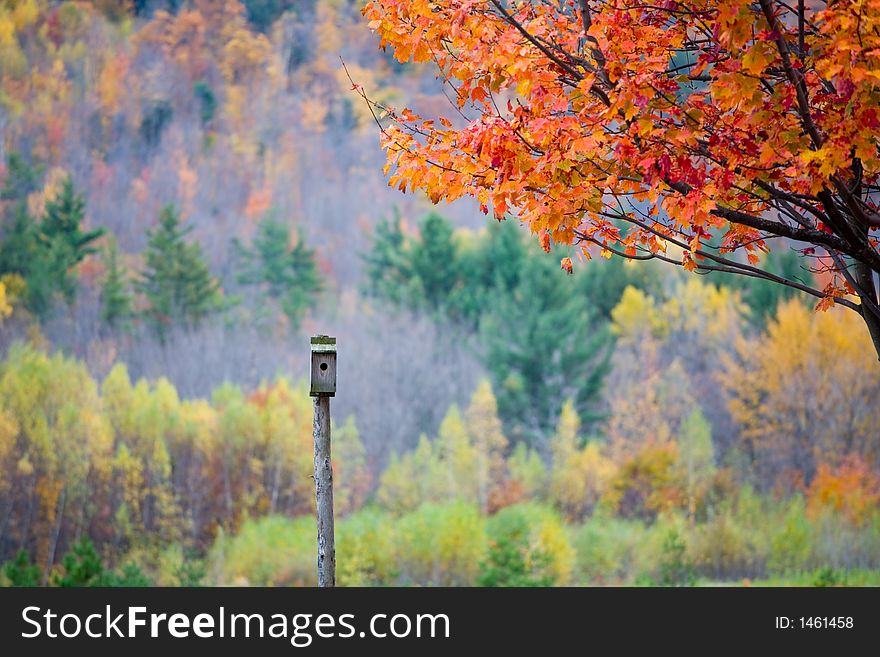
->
xmin=39 ymin=176 xmax=104 ymax=303
xmin=3 ymin=550 xmax=41 ymax=586
xmin=723 ymin=299 xmax=880 ymax=485
xmin=362 ymin=212 xmax=415 ymax=306
xmin=235 ymin=216 xmax=321 ymax=330
xmin=464 ymin=380 xmax=508 ymax=514
xmin=52 ymin=537 xmax=106 ymax=587
xmin=0 ymin=162 xmax=101 ymax=316
xmin=361 ymin=0 xmax=880 ymax=359
xmin=138 ymin=204 xmax=220 ymax=337
xmin=481 ymin=247 xmax=611 ymax=444
xmin=478 ymin=508 xmax=554 ymax=587
xmin=408 ymin=212 xmax=460 ymax=311
xmin=549 ymin=400 xmax=616 ymax=520
xmin=100 ymin=236 xmax=134 ymax=327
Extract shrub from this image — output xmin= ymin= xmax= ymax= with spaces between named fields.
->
xmin=395 ymin=501 xmax=485 ymax=586
xmin=207 ymin=515 xmax=316 ymax=586
xmin=337 ymin=508 xmax=398 ymax=586
xmin=479 ymin=506 xmax=555 ymax=587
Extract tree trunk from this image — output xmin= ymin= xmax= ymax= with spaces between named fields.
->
xmin=853 ymin=261 xmax=880 ymax=362
xmin=312 ymin=395 xmax=335 ymax=587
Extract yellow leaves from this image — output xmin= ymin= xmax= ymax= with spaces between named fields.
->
xmin=13 ymin=0 xmax=39 ymax=29
xmin=0 ymin=281 xmax=10 ymax=324
xmin=724 ymin=299 xmax=880 ymax=474
xmin=516 ymin=76 xmax=532 ymax=97
xmin=0 ymin=13 xmax=15 ymax=48
xmin=741 ymin=43 xmax=775 ymax=75
xmin=97 ymin=54 xmax=129 ymax=116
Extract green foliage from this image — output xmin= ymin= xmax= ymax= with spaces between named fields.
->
xmin=479 ymin=506 xmax=554 ymax=587
xmin=508 ymin=442 xmax=547 ymax=500
xmin=365 ymin=212 xmax=611 ymax=443
xmin=138 ymin=204 xmax=220 ymax=337
xmin=409 ymin=212 xmax=460 ymax=311
xmin=140 ymin=99 xmax=173 ymax=148
xmin=337 ymin=508 xmax=398 ymax=586
xmin=395 ymin=501 xmax=485 ymax=586
xmin=482 ymin=249 xmax=611 ymax=443
xmin=235 ymin=216 xmax=321 ymax=330
xmin=208 ymin=516 xmax=317 ymax=586
xmin=3 ymin=550 xmax=41 ymax=586
xmin=42 ymin=177 xmax=105 ymax=274
xmin=573 ymin=514 xmax=651 ymax=584
xmin=192 ymin=81 xmax=217 ymax=125
xmin=0 ymin=164 xmax=102 ymax=315
xmin=1 ymin=152 xmax=42 ymax=201
xmin=53 ymin=537 xmax=106 ymax=587
xmin=656 ymin=527 xmax=697 ymax=587
xmin=242 ymin=0 xmax=293 ymax=32
xmin=768 ymin=496 xmax=812 ymax=576
xmin=361 ymin=213 xmax=413 ymax=306
xmin=100 ymin=235 xmax=133 ymax=327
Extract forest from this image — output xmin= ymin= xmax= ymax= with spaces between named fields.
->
xmin=1 ymin=1 xmax=879 ymax=587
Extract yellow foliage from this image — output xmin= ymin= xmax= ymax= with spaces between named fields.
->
xmin=550 ymin=401 xmax=617 ymax=520
xmin=0 ymin=280 xmax=12 ymax=323
xmin=611 ymin=279 xmax=746 ymax=344
xmin=724 ymin=300 xmax=880 ymax=479
xmin=465 ymin=380 xmax=508 ymax=513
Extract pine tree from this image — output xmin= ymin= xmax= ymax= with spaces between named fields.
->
xmin=361 ymin=212 xmax=415 ymax=306
xmin=409 ymin=212 xmax=460 ymax=311
xmin=0 ymin=152 xmax=42 ymax=201
xmin=3 ymin=550 xmax=41 ymax=586
xmin=0 ymin=204 xmax=47 ymax=315
xmin=481 ymin=250 xmax=612 ymax=445
xmin=39 ymin=176 xmax=104 ymax=304
xmin=235 ymin=217 xmax=321 ymax=330
xmin=138 ymin=204 xmax=219 ymax=338
xmin=52 ymin=537 xmax=106 ymax=587
xmin=100 ymin=236 xmax=134 ymax=327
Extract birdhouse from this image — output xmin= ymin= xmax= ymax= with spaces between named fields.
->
xmin=310 ymin=335 xmax=337 ymax=397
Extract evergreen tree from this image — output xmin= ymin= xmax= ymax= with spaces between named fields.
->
xmin=100 ymin=236 xmax=134 ymax=327
xmin=3 ymin=549 xmax=41 ymax=586
xmin=40 ymin=176 xmax=104 ymax=303
xmin=361 ymin=212 xmax=416 ymax=306
xmin=138 ymin=204 xmax=220 ymax=337
xmin=52 ymin=537 xmax=106 ymax=587
xmin=235 ymin=217 xmax=321 ymax=330
xmin=478 ymin=509 xmax=554 ymax=587
xmin=409 ymin=212 xmax=460 ymax=311
xmin=0 ymin=152 xmax=42 ymax=201
xmin=481 ymin=249 xmax=611 ymax=446
xmin=0 ymin=204 xmax=44 ymax=314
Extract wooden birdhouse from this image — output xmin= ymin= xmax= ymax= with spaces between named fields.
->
xmin=310 ymin=335 xmax=337 ymax=397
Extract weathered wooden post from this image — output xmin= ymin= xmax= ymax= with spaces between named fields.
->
xmin=310 ymin=335 xmax=337 ymax=587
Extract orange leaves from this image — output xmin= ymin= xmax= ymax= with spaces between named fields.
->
xmin=560 ymin=256 xmax=573 ymax=274
xmin=807 ymin=458 xmax=880 ymax=527
xmin=363 ymin=0 xmax=880 ymax=305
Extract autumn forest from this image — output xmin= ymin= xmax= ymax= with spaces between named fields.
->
xmin=1 ymin=0 xmax=879 ymax=587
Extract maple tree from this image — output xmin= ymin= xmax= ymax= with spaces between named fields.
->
xmin=360 ymin=0 xmax=880 ymax=358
